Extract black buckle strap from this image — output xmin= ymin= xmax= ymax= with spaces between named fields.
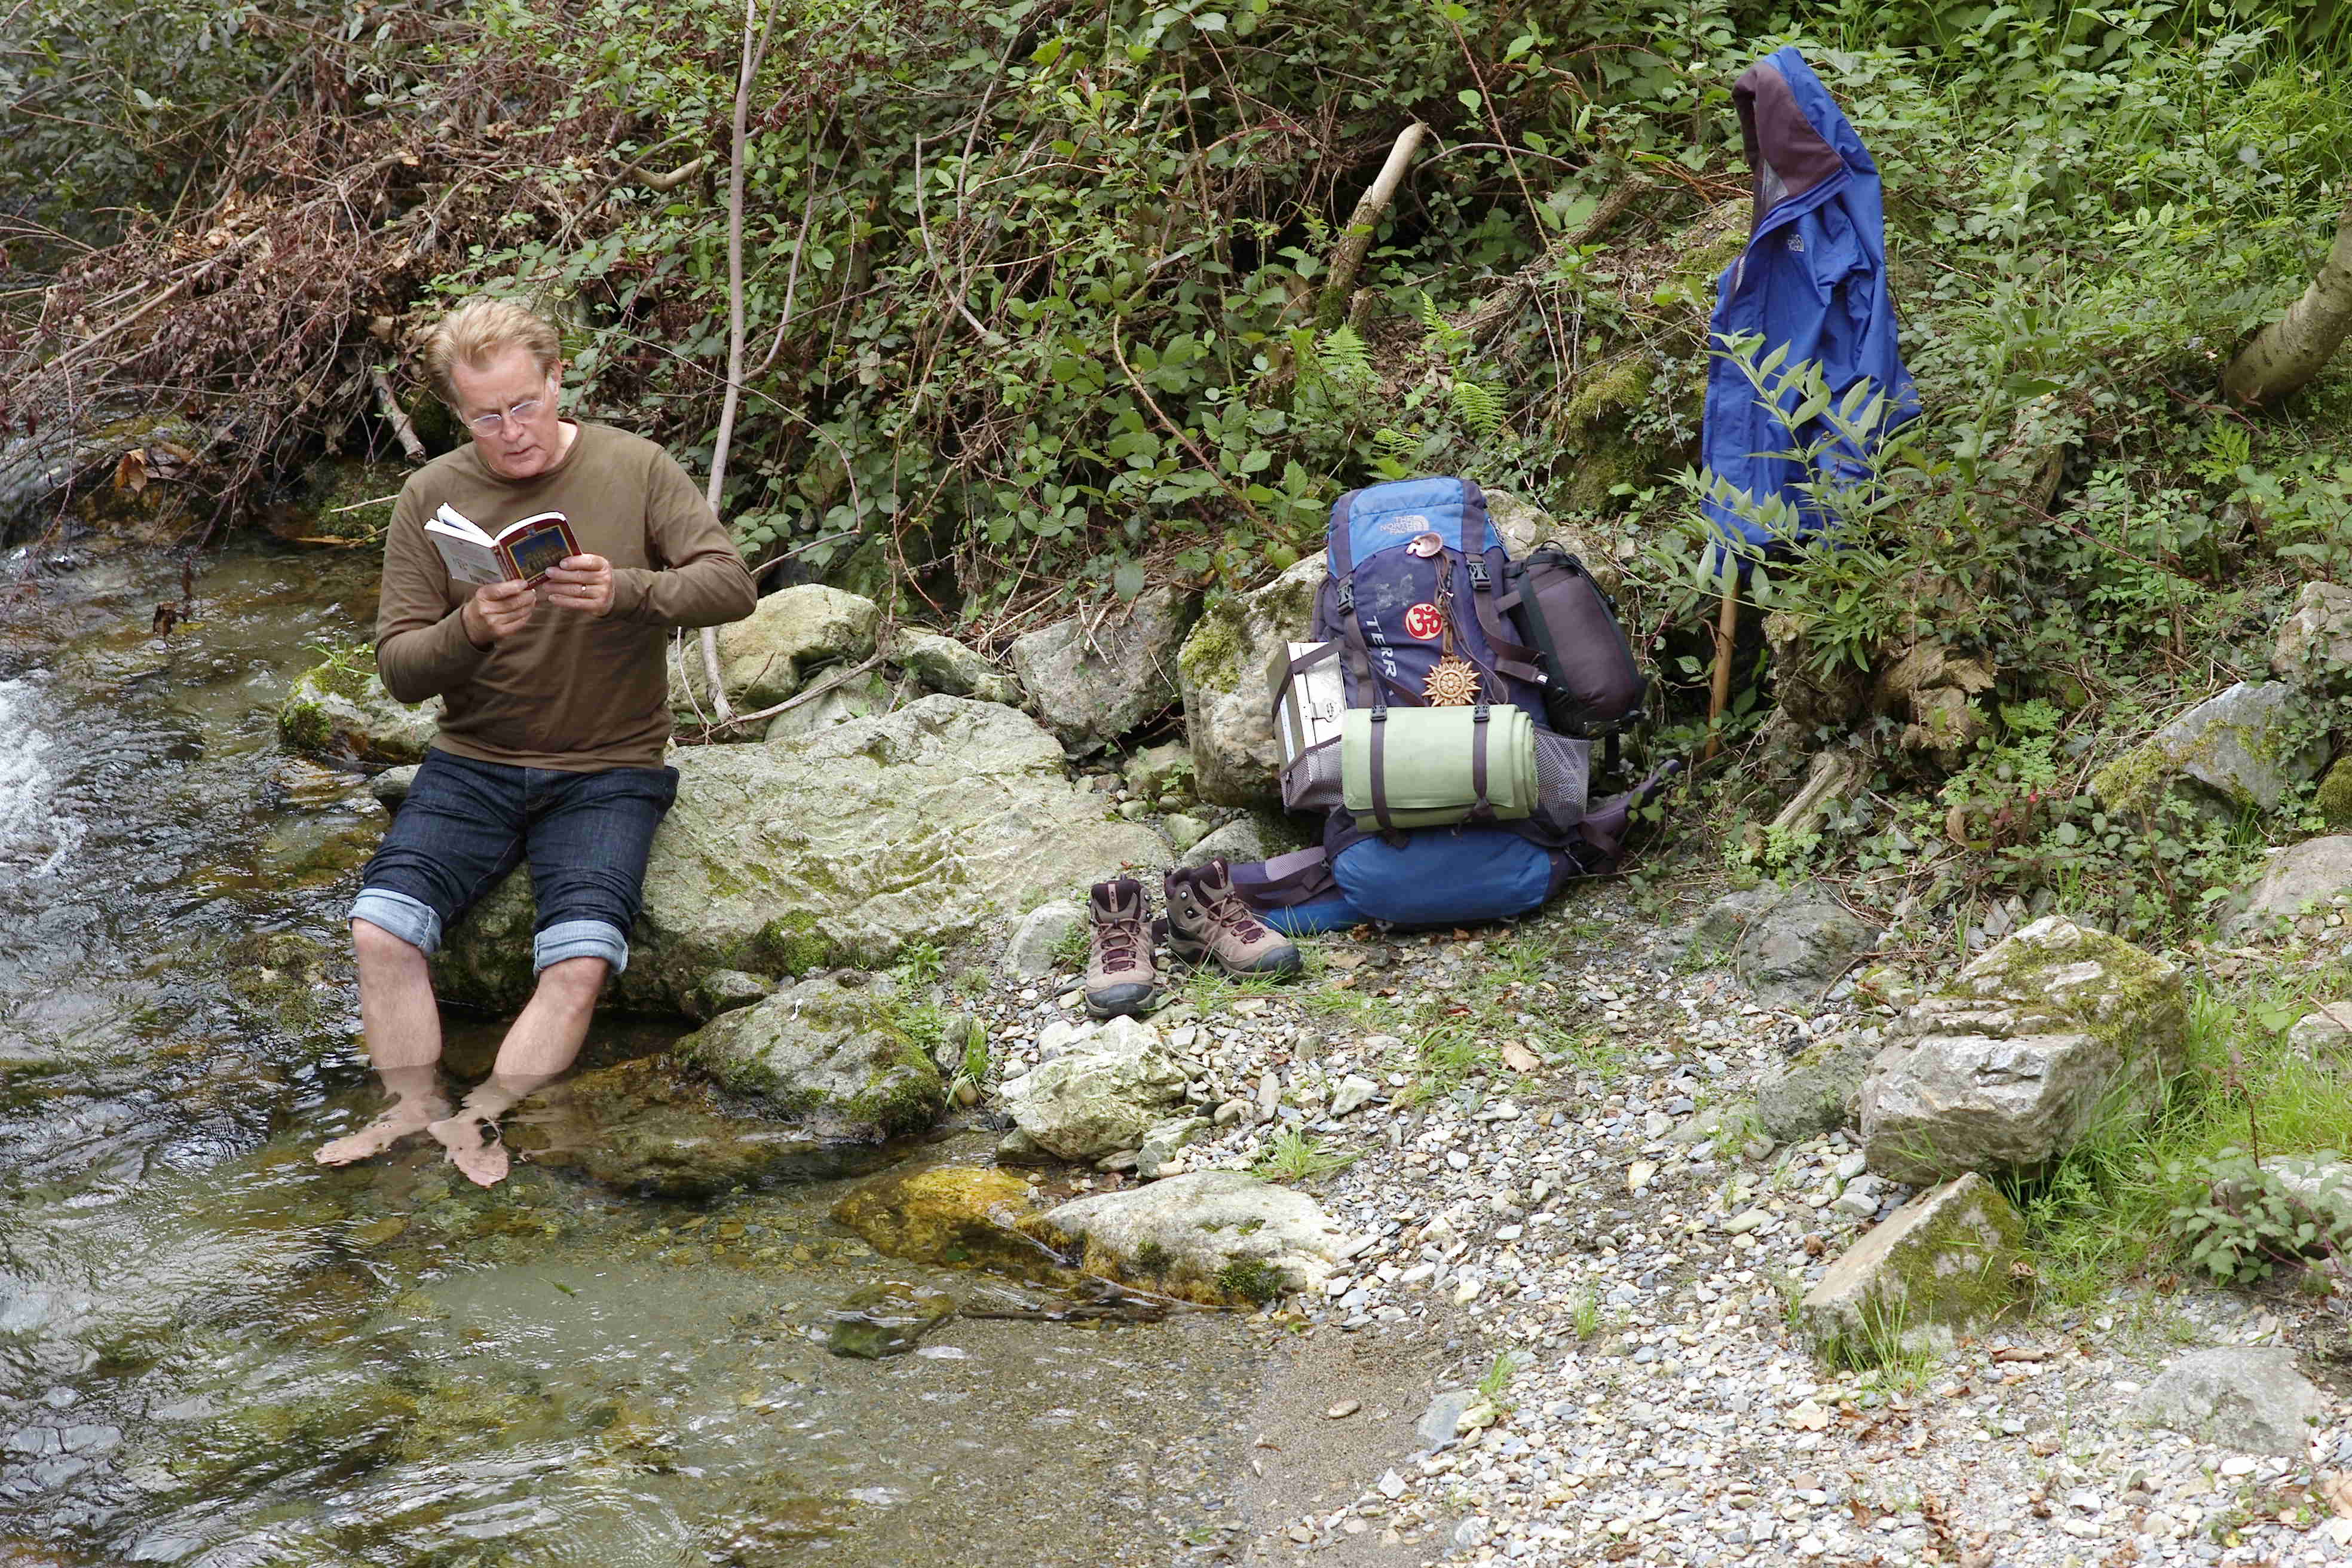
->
xmin=1368 ymin=708 xmax=1394 ymax=835
xmin=1470 ymin=703 xmax=1491 ymax=819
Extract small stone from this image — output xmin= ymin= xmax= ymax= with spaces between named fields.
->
xmin=1162 ymin=813 xmax=1208 ymax=852
xmin=1330 ymin=1074 xmax=1380 ymax=1117
xmin=1625 ymin=1160 xmax=1657 ymax=1192
xmin=1326 ymin=1400 xmax=1361 ymax=1419
xmin=1415 ymin=1389 xmax=1474 ymax=1450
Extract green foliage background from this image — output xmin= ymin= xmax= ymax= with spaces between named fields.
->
xmin=9 ymin=0 xmax=2352 ymax=939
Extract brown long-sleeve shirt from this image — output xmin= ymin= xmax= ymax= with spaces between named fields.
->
xmin=375 ymin=420 xmax=757 ymax=770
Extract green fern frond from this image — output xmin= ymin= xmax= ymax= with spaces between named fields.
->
xmin=1416 ymin=291 xmax=1468 ymax=356
xmin=1450 ymin=378 xmax=1505 ymax=439
xmin=1314 ymin=324 xmax=1374 ymax=385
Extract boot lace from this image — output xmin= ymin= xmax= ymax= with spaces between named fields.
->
xmin=1095 ymin=908 xmax=1149 ymax=973
xmin=1200 ymin=880 xmax=1270 ymax=943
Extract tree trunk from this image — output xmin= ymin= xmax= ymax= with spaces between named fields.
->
xmin=2223 ymin=198 xmax=2352 ymax=407
xmin=1316 ymin=122 xmax=1427 ymax=331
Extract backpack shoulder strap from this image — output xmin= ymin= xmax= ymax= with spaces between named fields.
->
xmin=1456 ymin=481 xmax=1545 ymax=687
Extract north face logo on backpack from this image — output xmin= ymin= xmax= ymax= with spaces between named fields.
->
xmin=1379 ymin=513 xmax=1432 ymax=537
xmin=1403 ymin=603 xmax=1444 ymax=639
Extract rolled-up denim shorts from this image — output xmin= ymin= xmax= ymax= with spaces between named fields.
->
xmin=350 ymin=748 xmax=679 ymax=975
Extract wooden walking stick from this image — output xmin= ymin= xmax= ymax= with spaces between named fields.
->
xmin=1703 ymin=551 xmax=1740 ymax=763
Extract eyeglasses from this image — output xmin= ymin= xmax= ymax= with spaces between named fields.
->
xmin=465 ymin=393 xmax=549 ymax=435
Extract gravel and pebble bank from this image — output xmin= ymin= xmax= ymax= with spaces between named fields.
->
xmin=965 ymin=886 xmax=2352 ymax=1567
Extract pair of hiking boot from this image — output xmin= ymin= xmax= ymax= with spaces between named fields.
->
xmin=1084 ymin=858 xmax=1301 ymax=1019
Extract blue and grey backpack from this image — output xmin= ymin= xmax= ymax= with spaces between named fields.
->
xmin=1233 ymin=477 xmax=1663 ymax=933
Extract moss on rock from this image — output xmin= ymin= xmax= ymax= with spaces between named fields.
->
xmin=1800 ymin=1172 xmax=2025 ymax=1367
xmin=830 ymin=1163 xmax=1046 ymax=1276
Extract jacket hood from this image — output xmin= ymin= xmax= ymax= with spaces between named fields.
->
xmin=1734 ymin=47 xmax=1878 ymax=232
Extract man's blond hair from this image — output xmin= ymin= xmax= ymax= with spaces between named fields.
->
xmin=422 ymin=297 xmax=562 ymax=407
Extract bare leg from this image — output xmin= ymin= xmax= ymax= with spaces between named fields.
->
xmin=317 ymin=920 xmax=451 ymax=1165
xmin=430 ymin=956 xmax=607 ymax=1187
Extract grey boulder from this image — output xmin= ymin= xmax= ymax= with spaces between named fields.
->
xmin=431 ymin=696 xmax=1167 ymax=1013
xmin=672 ymin=972 xmax=945 ymax=1139
xmin=2271 ymin=580 xmax=2352 ymax=693
xmin=1010 ymin=584 xmax=1199 ymax=749
xmin=1861 ymin=916 xmax=2187 ymax=1184
xmin=1703 ymin=881 xmax=1878 ymax=1010
xmin=2222 ymin=836 xmax=2352 ymax=941
xmin=1002 ymin=900 xmax=1086 ymax=981
xmin=996 ymin=1015 xmax=1186 ymax=1162
xmin=889 ymin=630 xmax=1018 ymax=705
xmin=2131 ymin=1349 xmax=2326 ymax=1456
xmin=1024 ymin=1169 xmax=1353 ymax=1305
xmin=690 ymin=584 xmax=880 ymax=712
xmin=2289 ymin=1004 xmax=2352 ymax=1055
xmin=1755 ymin=1032 xmax=1881 ymax=1141
xmin=763 ymin=669 xmax=895 ymax=743
xmin=2090 ymin=682 xmax=2323 ymax=819
xmin=1175 ymin=556 xmax=1327 ymax=806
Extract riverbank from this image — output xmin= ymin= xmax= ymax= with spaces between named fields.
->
xmin=950 ymin=889 xmax=2352 ymax=1566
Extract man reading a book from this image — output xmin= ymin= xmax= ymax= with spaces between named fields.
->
xmin=316 ymin=297 xmax=757 ymax=1186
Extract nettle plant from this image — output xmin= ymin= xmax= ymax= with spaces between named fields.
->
xmin=2167 ymin=1148 xmax=2352 ymax=1286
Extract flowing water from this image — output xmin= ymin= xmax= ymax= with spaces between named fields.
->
xmin=0 ymin=538 xmax=1266 ymax=1566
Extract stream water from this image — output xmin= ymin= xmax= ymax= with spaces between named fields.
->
xmin=0 ymin=538 xmax=1266 ymax=1566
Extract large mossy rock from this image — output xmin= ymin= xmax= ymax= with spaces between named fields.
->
xmin=278 ymin=659 xmax=441 ymax=764
xmin=1010 ymin=584 xmax=1199 ymax=749
xmin=2089 ymin=681 xmax=2323 ymax=819
xmin=1176 ymin=555 xmax=1325 ymax=807
xmin=431 ymin=696 xmax=1167 ymax=1013
xmin=1860 ymin=916 xmax=2186 ymax=1184
xmin=830 ymin=1162 xmax=1048 ymax=1276
xmin=681 ymin=584 xmax=880 ymax=713
xmin=672 ymin=973 xmax=944 ymax=1137
xmin=512 ymin=1056 xmax=904 ymax=1198
xmin=1022 ymin=1170 xmax=1353 ymax=1306
xmin=1799 ymin=1172 xmax=2025 ymax=1364
xmin=995 ymin=1015 xmax=1189 ymax=1162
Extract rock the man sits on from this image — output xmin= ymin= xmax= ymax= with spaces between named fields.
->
xmin=317 ymin=296 xmax=757 ymax=1185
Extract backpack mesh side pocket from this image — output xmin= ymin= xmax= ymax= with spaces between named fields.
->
xmin=1279 ymin=737 xmax=1345 ymax=812
xmin=1530 ymin=730 xmax=1591 ymax=835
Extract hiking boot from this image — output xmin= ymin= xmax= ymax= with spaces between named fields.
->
xmin=1084 ymin=877 xmax=1160 ymax=1018
xmin=1163 ymin=859 xmax=1302 ymax=978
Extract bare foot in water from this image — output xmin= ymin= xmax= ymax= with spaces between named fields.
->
xmin=428 ymin=1108 xmax=510 ymax=1187
xmin=315 ymin=1086 xmax=451 ymax=1166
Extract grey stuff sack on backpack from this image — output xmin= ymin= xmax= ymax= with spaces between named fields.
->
xmin=1499 ymin=546 xmax=1646 ymax=739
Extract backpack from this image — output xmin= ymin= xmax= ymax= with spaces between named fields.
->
xmin=1236 ymin=477 xmax=1656 ymax=932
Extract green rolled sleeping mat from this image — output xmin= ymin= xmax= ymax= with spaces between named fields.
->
xmin=1340 ymin=704 xmax=1538 ymax=831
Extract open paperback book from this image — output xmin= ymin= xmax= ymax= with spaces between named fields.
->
xmin=424 ymin=503 xmax=581 ymax=587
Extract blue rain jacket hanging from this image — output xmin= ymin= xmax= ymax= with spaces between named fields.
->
xmin=1698 ymin=47 xmax=1918 ymax=561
